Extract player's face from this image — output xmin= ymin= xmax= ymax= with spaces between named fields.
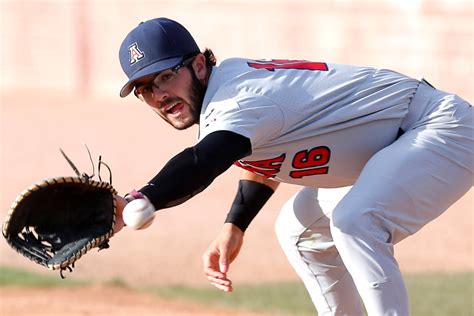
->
xmin=133 ymin=56 xmax=207 ymax=130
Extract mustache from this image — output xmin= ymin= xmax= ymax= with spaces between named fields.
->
xmin=160 ymin=97 xmax=183 ymax=109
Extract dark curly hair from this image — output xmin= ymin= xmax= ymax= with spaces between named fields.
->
xmin=185 ymin=48 xmax=216 ymax=75
xmin=202 ymin=48 xmax=217 ymax=69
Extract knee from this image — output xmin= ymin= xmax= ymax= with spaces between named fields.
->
xmin=275 ymin=188 xmax=329 ymax=250
xmin=274 ymin=195 xmax=312 ymax=249
xmin=330 ymin=203 xmax=398 ymax=255
xmin=274 ymin=200 xmax=295 ymax=247
xmin=330 ymin=198 xmax=384 ymax=239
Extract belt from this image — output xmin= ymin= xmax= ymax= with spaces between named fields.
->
xmin=396 ymin=127 xmax=405 ymax=139
xmin=397 ymin=77 xmax=436 ymax=139
xmin=421 ymin=78 xmax=435 ymax=89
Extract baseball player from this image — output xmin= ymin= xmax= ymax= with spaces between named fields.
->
xmin=115 ymin=18 xmax=473 ymax=315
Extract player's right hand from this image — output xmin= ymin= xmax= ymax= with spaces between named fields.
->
xmin=202 ymin=223 xmax=244 ymax=292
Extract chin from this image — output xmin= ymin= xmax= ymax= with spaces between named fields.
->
xmin=170 ymin=118 xmax=197 ymax=130
xmin=173 ymin=123 xmax=193 ymax=130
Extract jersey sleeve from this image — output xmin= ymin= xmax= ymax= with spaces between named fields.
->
xmin=198 ymin=86 xmax=285 ymax=149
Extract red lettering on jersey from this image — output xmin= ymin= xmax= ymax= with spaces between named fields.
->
xmin=290 ymin=146 xmax=331 ymax=178
xmin=235 ymin=154 xmax=286 ymax=178
xmin=247 ymin=59 xmax=328 ymax=72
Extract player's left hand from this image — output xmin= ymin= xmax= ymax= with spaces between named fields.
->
xmin=203 ymin=223 xmax=244 ymax=292
xmin=113 ymin=195 xmax=128 ymax=234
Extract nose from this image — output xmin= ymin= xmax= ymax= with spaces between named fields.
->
xmin=151 ymin=85 xmax=169 ymax=103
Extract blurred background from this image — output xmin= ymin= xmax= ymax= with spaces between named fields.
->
xmin=0 ymin=0 xmax=472 ymax=288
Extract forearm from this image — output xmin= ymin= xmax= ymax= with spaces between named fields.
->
xmin=138 ymin=131 xmax=251 ymax=210
xmin=139 ymin=147 xmax=220 ymax=209
xmin=225 ymin=171 xmax=279 ymax=232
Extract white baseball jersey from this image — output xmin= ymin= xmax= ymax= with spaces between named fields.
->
xmin=198 ymin=58 xmax=420 ymax=187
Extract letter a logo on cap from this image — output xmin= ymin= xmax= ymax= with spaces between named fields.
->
xmin=128 ymin=42 xmax=145 ymax=65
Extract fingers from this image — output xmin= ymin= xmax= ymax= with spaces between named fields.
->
xmin=115 ymin=195 xmax=128 ymax=212
xmin=209 ymin=278 xmax=233 ymax=292
xmin=204 ymin=266 xmax=233 ymax=292
xmin=202 ymin=224 xmax=246 ymax=293
xmin=113 ymin=216 xmax=125 ymax=234
xmin=202 ymin=251 xmax=223 ymax=277
xmin=219 ymin=248 xmax=229 ymax=274
xmin=203 ymin=262 xmax=226 ymax=279
xmin=203 ymin=248 xmax=233 ymax=292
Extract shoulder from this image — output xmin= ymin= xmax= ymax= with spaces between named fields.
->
xmin=203 ymin=58 xmax=260 ymax=106
xmin=210 ymin=58 xmax=255 ymax=82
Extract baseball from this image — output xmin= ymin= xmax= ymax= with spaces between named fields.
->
xmin=122 ymin=198 xmax=155 ymax=230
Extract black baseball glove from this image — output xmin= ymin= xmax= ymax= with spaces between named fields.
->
xmin=2 ymin=148 xmax=117 ymax=278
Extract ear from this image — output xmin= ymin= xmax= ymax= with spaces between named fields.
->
xmin=191 ymin=54 xmax=208 ymax=82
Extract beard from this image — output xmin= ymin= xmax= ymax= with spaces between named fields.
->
xmin=187 ymin=67 xmax=207 ymax=125
xmin=162 ymin=67 xmax=207 ymax=131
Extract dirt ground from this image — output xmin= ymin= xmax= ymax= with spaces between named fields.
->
xmin=0 ymin=92 xmax=472 ymax=315
xmin=0 ymin=286 xmax=279 ymax=316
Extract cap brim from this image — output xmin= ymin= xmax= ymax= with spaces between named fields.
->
xmin=119 ymin=56 xmax=183 ymax=97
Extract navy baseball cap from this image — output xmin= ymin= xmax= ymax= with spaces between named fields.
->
xmin=119 ymin=18 xmax=200 ymax=97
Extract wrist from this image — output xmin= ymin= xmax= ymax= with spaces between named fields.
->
xmin=125 ymin=189 xmax=153 ymax=203
xmin=124 ymin=190 xmax=145 ymax=202
xmin=124 ymin=190 xmax=155 ymax=211
xmin=223 ymin=222 xmax=245 ymax=235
